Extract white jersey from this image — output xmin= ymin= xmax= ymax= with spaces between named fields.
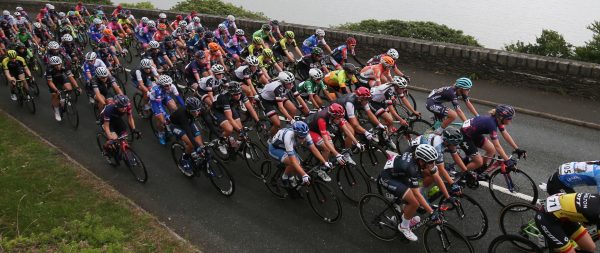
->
xmin=410 ymin=133 xmax=447 ymax=164
xmin=268 ymin=128 xmax=313 ymax=154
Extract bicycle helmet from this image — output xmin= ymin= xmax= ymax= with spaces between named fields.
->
xmin=278 ymin=71 xmax=295 ymax=83
xmin=414 ymin=144 xmax=438 ymax=163
xmin=114 ymin=94 xmax=130 ymax=108
xmin=157 ymin=23 xmax=167 ymax=31
xmin=140 ymin=58 xmax=153 ymax=69
xmin=495 ymin=104 xmax=515 ymax=120
xmin=284 ymin=31 xmax=294 ymax=39
xmin=311 ymin=47 xmax=323 ymax=56
xmin=2 ymin=10 xmax=9 ymax=16
xmin=228 ymin=81 xmax=242 ymax=95
xmin=14 ymin=11 xmax=21 ymax=17
xmin=47 ymin=41 xmax=60 ymax=50
xmin=192 ymin=16 xmax=200 ymax=23
xmin=346 ymin=37 xmax=357 ymax=45
xmin=218 ymin=23 xmax=227 ymax=31
xmin=95 ymin=66 xmax=109 ymax=77
xmin=442 ymin=127 xmax=463 ymax=146
xmin=381 ymin=55 xmax=395 ymax=67
xmin=110 ymin=16 xmax=117 ymax=22
xmin=141 ymin=17 xmax=149 ymax=24
xmin=49 ymin=56 xmax=62 ymax=65
xmin=179 ymin=20 xmax=187 ymax=27
xmin=270 ymin=20 xmax=279 ymax=26
xmin=194 ymin=50 xmax=205 ymax=59
xmin=227 ymin=15 xmax=235 ymax=22
xmin=246 ymin=55 xmax=259 ymax=66
xmin=235 ymin=29 xmax=244 ymax=36
xmin=195 ymin=27 xmax=205 ymax=35
xmin=58 ymin=12 xmax=65 ymax=18
xmin=455 ymin=77 xmax=473 ymax=89
xmin=148 ymin=40 xmax=160 ymax=49
xmin=147 ymin=20 xmax=156 ymax=28
xmin=211 ymin=64 xmax=225 ymax=74
xmin=342 ymin=63 xmax=358 ymax=75
xmin=328 ymin=103 xmax=345 ymax=118
xmin=93 ymin=18 xmax=102 ymax=25
xmin=204 ymin=31 xmax=214 ymax=39
xmin=387 ymin=48 xmax=399 ymax=60
xmin=62 ymin=34 xmax=73 ymax=42
xmin=33 ymin=22 xmax=41 ymax=29
xmin=315 ymin=29 xmax=325 ymax=37
xmin=157 ymin=75 xmax=173 ymax=86
xmin=16 ymin=7 xmax=23 ymax=11
xmin=292 ymin=121 xmax=309 ymax=138
xmin=208 ymin=42 xmax=219 ymax=51
xmin=252 ymin=36 xmax=263 ymax=44
xmin=393 ymin=76 xmax=408 ymax=88
xmin=7 ymin=50 xmax=17 ymax=59
xmin=263 ymin=48 xmax=273 ymax=58
xmin=158 ymin=13 xmax=166 ymax=19
xmin=103 ymin=28 xmax=112 ymax=35
xmin=85 ymin=52 xmax=97 ymax=61
xmin=164 ymin=35 xmax=174 ymax=42
xmin=15 ymin=42 xmax=25 ymax=48
xmin=47 ymin=4 xmax=55 ymax=10
xmin=308 ymin=68 xmax=323 ymax=80
xmin=185 ymin=97 xmax=203 ymax=112
xmin=261 ymin=24 xmax=271 ymax=30
xmin=355 ymin=86 xmax=371 ymax=99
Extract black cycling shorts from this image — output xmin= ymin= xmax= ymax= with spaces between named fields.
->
xmin=546 ymin=171 xmax=576 ymax=196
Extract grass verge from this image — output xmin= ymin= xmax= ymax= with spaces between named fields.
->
xmin=0 ymin=111 xmax=198 ymax=253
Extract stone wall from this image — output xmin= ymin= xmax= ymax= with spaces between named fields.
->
xmin=7 ymin=0 xmax=600 ymax=99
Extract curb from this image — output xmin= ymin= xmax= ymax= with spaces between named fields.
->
xmin=408 ymin=86 xmax=600 ymax=130
xmin=0 ymin=109 xmax=201 ymax=253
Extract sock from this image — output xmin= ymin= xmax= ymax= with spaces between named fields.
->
xmin=401 ymin=215 xmax=411 ymax=228
xmin=54 ymin=107 xmax=60 ymax=114
xmin=281 ymin=174 xmax=289 ymax=180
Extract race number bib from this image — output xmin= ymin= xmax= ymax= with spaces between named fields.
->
xmin=462 ymin=119 xmax=472 ymax=128
xmin=545 ymin=195 xmax=562 ymax=212
xmin=559 ymin=163 xmax=574 ymax=175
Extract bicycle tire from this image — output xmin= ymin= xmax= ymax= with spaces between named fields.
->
xmin=113 ymin=75 xmax=127 ymax=96
xmin=489 ymin=168 xmax=538 ymax=207
xmin=123 ymin=149 xmax=148 ymax=183
xmin=25 ymin=90 xmax=36 ymax=114
xmin=336 ymin=164 xmax=371 ymax=204
xmin=211 ymin=141 xmax=230 ymax=161
xmin=207 ymin=157 xmax=235 ymax=197
xmin=124 ymin=50 xmax=133 ymax=64
xmin=29 ymin=79 xmax=40 ymax=97
xmin=95 ymin=133 xmax=119 ymax=166
xmin=359 ymin=145 xmax=387 ymax=182
xmin=439 ymin=193 xmax=489 ymax=240
xmin=261 ymin=161 xmax=287 ymax=199
xmin=488 ymin=234 xmax=543 ymax=253
xmin=422 ymin=223 xmax=475 ymax=253
xmin=242 ymin=142 xmax=268 ymax=178
xmin=170 ymin=143 xmax=194 ymax=178
xmin=358 ymin=193 xmax=399 ymax=241
xmin=409 ymin=118 xmax=433 ymax=135
xmin=407 ymin=93 xmax=417 ymax=110
xmin=65 ymin=99 xmax=79 ymax=129
xmin=304 ymin=180 xmax=342 ymax=223
xmin=255 ymin=119 xmax=271 ymax=148
xmin=498 ymin=202 xmax=544 ymax=251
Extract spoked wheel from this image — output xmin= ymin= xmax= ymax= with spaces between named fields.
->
xmin=28 ymin=79 xmax=40 ymax=97
xmin=207 ymin=157 xmax=235 ymax=197
xmin=24 ymin=89 xmax=36 ymax=114
xmin=439 ymin=194 xmax=489 ymax=240
xmin=358 ymin=193 xmax=399 ymax=241
xmin=488 ymin=234 xmax=543 ymax=253
xmin=170 ymin=143 xmax=193 ymax=178
xmin=114 ymin=75 xmax=127 ymax=95
xmin=303 ymin=180 xmax=342 ymax=223
xmin=95 ymin=133 xmax=119 ymax=166
xmin=241 ymin=142 xmax=268 ymax=178
xmin=261 ymin=161 xmax=288 ymax=199
xmin=409 ymin=118 xmax=433 ymax=135
xmin=255 ymin=119 xmax=271 ymax=148
xmin=359 ymin=145 xmax=387 ymax=182
xmin=64 ymin=99 xmax=80 ymax=129
xmin=123 ymin=50 xmax=133 ymax=64
xmin=336 ymin=164 xmax=371 ymax=204
xmin=133 ymin=93 xmax=151 ymax=119
xmin=422 ymin=223 xmax=475 ymax=253
xmin=498 ymin=202 xmax=544 ymax=251
xmin=123 ymin=149 xmax=148 ymax=183
xmin=488 ymin=168 xmax=538 ymax=207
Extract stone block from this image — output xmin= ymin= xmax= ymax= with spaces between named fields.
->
xmin=506 ymin=54 xmax=517 ymax=67
xmin=536 ymin=59 xmax=547 ymax=70
xmin=591 ymin=66 xmax=600 ymax=78
xmin=497 ymin=52 xmax=508 ymax=65
xmin=478 ymin=49 xmax=490 ymax=61
xmin=547 ymin=60 xmax=558 ymax=72
xmin=488 ymin=51 xmax=498 ymax=62
xmin=420 ymin=43 xmax=430 ymax=54
xmin=453 ymin=47 xmax=462 ymax=57
xmin=527 ymin=56 xmax=538 ymax=68
xmin=444 ymin=46 xmax=454 ymax=57
xmin=413 ymin=42 xmax=422 ymax=53
xmin=461 ymin=48 xmax=470 ymax=59
xmin=568 ymin=63 xmax=581 ymax=76
xmin=557 ymin=61 xmax=570 ymax=73
xmin=579 ymin=64 xmax=593 ymax=77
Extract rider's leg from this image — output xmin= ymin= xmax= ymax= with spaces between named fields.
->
xmin=283 ymin=100 xmax=297 ymax=117
xmin=268 ymin=114 xmax=281 ymax=136
xmin=442 ymin=109 xmax=458 ymax=129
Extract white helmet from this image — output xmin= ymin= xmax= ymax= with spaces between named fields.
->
xmin=315 ymin=29 xmax=325 ymax=37
xmin=147 ymin=20 xmax=156 ymax=28
xmin=179 ymin=21 xmax=187 ymax=27
xmin=15 ymin=7 xmax=23 ymax=12
xmin=192 ymin=17 xmax=200 ymax=23
xmin=62 ymin=34 xmax=73 ymax=42
xmin=227 ymin=15 xmax=235 ymax=22
xmin=148 ymin=40 xmax=160 ymax=49
xmin=47 ymin=41 xmax=60 ymax=50
xmin=218 ymin=24 xmax=227 ymax=31
xmin=141 ymin=17 xmax=149 ymax=24
xmin=95 ymin=66 xmax=109 ymax=77
xmin=245 ymin=55 xmax=259 ymax=66
xmin=58 ymin=12 xmax=66 ymax=18
xmin=414 ymin=144 xmax=439 ymax=163
xmin=45 ymin=4 xmax=51 ymax=8
xmin=211 ymin=64 xmax=225 ymax=74
xmin=387 ymin=48 xmax=399 ymax=60
xmin=49 ymin=56 xmax=62 ymax=65
xmin=235 ymin=29 xmax=244 ymax=36
xmin=3 ymin=10 xmax=10 ymax=16
xmin=13 ymin=11 xmax=20 ymax=17
xmin=85 ymin=52 xmax=97 ymax=61
xmin=157 ymin=75 xmax=173 ymax=86
xmin=33 ymin=22 xmax=42 ymax=29
xmin=308 ymin=68 xmax=323 ymax=80
xmin=47 ymin=4 xmax=55 ymax=10
xmin=278 ymin=71 xmax=295 ymax=83
xmin=158 ymin=13 xmax=167 ymax=19
xmin=140 ymin=59 xmax=153 ymax=68
xmin=393 ymin=76 xmax=408 ymax=88
xmin=93 ymin=18 xmax=102 ymax=25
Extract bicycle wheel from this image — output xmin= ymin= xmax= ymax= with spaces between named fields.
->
xmin=242 ymin=142 xmax=268 ymax=178
xmin=25 ymin=89 xmax=36 ymax=114
xmin=439 ymin=194 xmax=488 ymax=240
xmin=359 ymin=145 xmax=387 ymax=182
xmin=123 ymin=149 xmax=148 ymax=183
xmin=255 ymin=119 xmax=271 ymax=148
xmin=114 ymin=75 xmax=127 ymax=95
xmin=498 ymin=202 xmax=545 ymax=251
xmin=394 ymin=129 xmax=420 ymax=153
xmin=409 ymin=118 xmax=433 ymax=135
xmin=65 ymin=100 xmax=79 ymax=129
xmin=488 ymin=234 xmax=543 ymax=253
xmin=358 ymin=193 xmax=399 ymax=241
xmin=207 ymin=157 xmax=235 ymax=197
xmin=336 ymin=164 xmax=371 ymax=204
xmin=261 ymin=161 xmax=287 ymax=199
xmin=95 ymin=133 xmax=119 ymax=166
xmin=304 ymin=180 xmax=342 ymax=223
xmin=422 ymin=223 xmax=474 ymax=253
xmin=170 ymin=143 xmax=193 ymax=178
xmin=124 ymin=50 xmax=133 ymax=64
xmin=489 ymin=168 xmax=538 ymax=207
xmin=407 ymin=93 xmax=417 ymax=110
xmin=34 ymin=57 xmax=44 ymax=78
xmin=29 ymin=79 xmax=40 ymax=97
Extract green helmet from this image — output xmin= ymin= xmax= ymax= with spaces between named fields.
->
xmin=311 ymin=47 xmax=323 ymax=56
xmin=263 ymin=48 xmax=273 ymax=58
xmin=7 ymin=50 xmax=17 ymax=59
xmin=284 ymin=31 xmax=295 ymax=39
xmin=252 ymin=36 xmax=263 ymax=44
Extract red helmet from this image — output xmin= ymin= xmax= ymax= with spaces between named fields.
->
xmin=355 ymin=86 xmax=371 ymax=98
xmin=346 ymin=37 xmax=357 ymax=46
xmin=116 ymin=5 xmax=122 ymax=10
xmin=176 ymin=15 xmax=183 ymax=21
xmin=328 ymin=103 xmax=345 ymax=118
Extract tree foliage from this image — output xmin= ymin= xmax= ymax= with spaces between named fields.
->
xmin=120 ymin=1 xmax=155 ymax=10
xmin=574 ymin=21 xmax=600 ymax=63
xmin=170 ymin=0 xmax=268 ymax=20
xmin=49 ymin=0 xmax=113 ymax=4
xmin=505 ymin=29 xmax=573 ymax=58
xmin=336 ymin=19 xmax=481 ymax=47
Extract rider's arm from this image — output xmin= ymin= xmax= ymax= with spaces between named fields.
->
xmin=67 ymin=72 xmax=80 ymax=89
xmin=224 ymin=108 xmax=242 ymax=131
xmin=429 ymin=166 xmax=450 ymax=199
xmin=244 ymin=99 xmax=259 ymax=122
xmin=491 ymin=135 xmax=510 ymax=161
xmin=500 ymin=128 xmax=519 ymax=150
xmin=102 ymin=120 xmax=115 ymax=139
xmin=400 ymin=95 xmax=419 ymax=116
xmin=111 ymin=80 xmax=123 ymax=95
xmin=340 ymin=121 xmax=360 ymax=145
xmin=464 ymin=98 xmax=479 ymax=117
xmin=410 ymin=187 xmax=434 ymax=214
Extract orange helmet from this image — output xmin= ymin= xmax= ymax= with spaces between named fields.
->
xmin=157 ymin=23 xmax=167 ymax=31
xmin=103 ymin=28 xmax=112 ymax=35
xmin=381 ymin=55 xmax=395 ymax=67
xmin=208 ymin=42 xmax=219 ymax=51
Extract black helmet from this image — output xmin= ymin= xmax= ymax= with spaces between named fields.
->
xmin=311 ymin=47 xmax=323 ymax=56
xmin=195 ymin=26 xmax=205 ymax=35
xmin=185 ymin=97 xmax=203 ymax=112
xmin=442 ymin=127 xmax=463 ymax=146
xmin=342 ymin=63 xmax=358 ymax=75
xmin=228 ymin=81 xmax=242 ymax=95
xmin=204 ymin=31 xmax=214 ymax=38
xmin=114 ymin=94 xmax=130 ymax=108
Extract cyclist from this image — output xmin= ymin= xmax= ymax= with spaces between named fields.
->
xmin=323 ymin=63 xmax=359 ymax=99
xmin=138 ymin=20 xmax=157 ymax=48
xmin=106 ymin=17 xmax=126 ymax=38
xmin=96 ymin=42 xmax=119 ymax=71
xmin=2 ymin=50 xmax=32 ymax=101
xmin=268 ymin=20 xmax=283 ymax=40
xmin=258 ymin=48 xmax=282 ymax=76
xmin=221 ymin=15 xmax=237 ymax=32
xmin=545 ymin=161 xmax=600 ymax=195
xmin=83 ymin=51 xmax=107 ymax=84
xmin=368 ymin=77 xmax=413 ymax=132
xmin=379 ymin=144 xmax=450 ymax=241
xmin=184 ymin=11 xmax=197 ymax=23
xmin=170 ymin=97 xmax=206 ymax=176
xmin=269 ymin=121 xmax=333 ymax=185
xmin=149 ymin=75 xmax=184 ymax=145
xmin=253 ymin=24 xmax=276 ymax=46
xmin=156 ymin=13 xmax=169 ymax=29
xmin=367 ymin=48 xmax=410 ymax=78
xmin=32 ymin=22 xmax=51 ymax=45
xmin=233 ymin=55 xmax=268 ymax=99
xmin=297 ymin=68 xmax=329 ymax=109
xmin=61 ymin=34 xmax=82 ymax=66
xmin=301 ymin=29 xmax=332 ymax=55
xmin=143 ymin=40 xmax=173 ymax=72
xmin=336 ymin=87 xmax=386 ymax=147
xmin=162 ymin=36 xmax=179 ymax=63
xmin=197 ymin=64 xmax=228 ymax=107
xmin=426 ymin=77 xmax=479 ymax=134
xmin=45 ymin=56 xmax=80 ymax=121
xmin=260 ymin=71 xmax=308 ymax=136
xmin=88 ymin=18 xmax=105 ymax=44
xmin=331 ymin=37 xmax=359 ymax=68
xmin=13 ymin=12 xmax=31 ymax=32
xmin=534 ymin=192 xmax=598 ymax=253
xmin=183 ymin=51 xmax=211 ymax=89
xmin=99 ymin=95 xmax=140 ymax=164
xmin=358 ymin=55 xmax=394 ymax=87
xmin=44 ymin=41 xmax=72 ymax=70
xmin=207 ymin=42 xmax=227 ymax=71
xmin=241 ymin=36 xmax=265 ymax=59
xmin=14 ymin=42 xmax=36 ymax=71
xmin=169 ymin=15 xmax=183 ymax=31
xmin=153 ymin=23 xmax=170 ymax=42
xmin=214 ymin=23 xmax=231 ymax=41
xmin=117 ymin=14 xmax=133 ymax=35
xmin=296 ymin=47 xmax=329 ymax=81
xmin=460 ymin=104 xmax=526 ymax=179
xmin=75 ymin=2 xmax=91 ymax=17
xmin=130 ymin=58 xmax=159 ymax=114
xmin=186 ymin=16 xmax=202 ymax=32
xmin=16 ymin=27 xmax=35 ymax=48
xmin=272 ymin=31 xmax=302 ymax=63
xmin=225 ymin=29 xmax=247 ymax=65
xmin=91 ymin=66 xmax=123 ymax=113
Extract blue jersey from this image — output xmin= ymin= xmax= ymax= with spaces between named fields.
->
xmin=301 ymin=34 xmax=326 ymax=55
xmin=148 ymin=84 xmax=184 ymax=116
xmin=461 ymin=116 xmax=505 ymax=140
xmin=557 ymin=161 xmax=600 ymax=193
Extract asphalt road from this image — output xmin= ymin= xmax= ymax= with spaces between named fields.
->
xmin=2 ymin=54 xmax=599 ymax=252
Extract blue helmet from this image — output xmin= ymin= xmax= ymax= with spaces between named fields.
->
xmin=495 ymin=104 xmax=515 ymax=120
xmin=455 ymin=77 xmax=473 ymax=89
xmin=114 ymin=94 xmax=130 ymax=108
xmin=292 ymin=121 xmax=309 ymax=138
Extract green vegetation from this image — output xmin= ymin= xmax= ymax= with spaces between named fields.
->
xmin=120 ymin=1 xmax=155 ymax=10
xmin=0 ymin=113 xmax=196 ymax=252
xmin=336 ymin=19 xmax=481 ymax=47
xmin=171 ymin=0 xmax=268 ymax=20
xmin=505 ymin=21 xmax=600 ymax=64
xmin=50 ymin=0 xmax=113 ymax=4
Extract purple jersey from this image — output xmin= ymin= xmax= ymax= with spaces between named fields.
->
xmin=461 ymin=116 xmax=505 ymax=140
xmin=427 ymin=86 xmax=469 ymax=108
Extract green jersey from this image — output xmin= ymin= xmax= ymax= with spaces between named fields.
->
xmin=297 ymin=79 xmax=326 ymax=95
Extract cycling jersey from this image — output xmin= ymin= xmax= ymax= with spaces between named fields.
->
xmin=170 ymin=107 xmax=201 ymax=140
xmin=183 ymin=60 xmax=210 ymax=80
xmin=411 ymin=133 xmax=452 ymax=165
xmin=14 ymin=17 xmax=29 ymax=28
xmin=461 ymin=116 xmax=505 ymax=141
xmin=324 ymin=69 xmax=357 ymax=89
xmin=331 ymin=44 xmax=354 ymax=65
xmin=370 ymin=83 xmax=397 ymax=104
xmin=45 ymin=66 xmax=73 ymax=91
xmin=100 ymin=34 xmax=118 ymax=45
xmin=301 ymin=34 xmax=327 ymax=55
xmin=306 ymin=108 xmax=346 ymax=141
xmin=379 ymin=152 xmax=436 ymax=198
xmin=130 ymin=67 xmax=158 ymax=88
xmin=359 ymin=64 xmax=389 ymax=83
xmin=100 ymin=103 xmax=132 ymax=135
xmin=272 ymin=37 xmax=297 ymax=55
xmin=427 ymin=86 xmax=469 ymax=107
xmin=335 ymin=94 xmax=370 ymax=119
xmin=297 ymin=79 xmax=327 ymax=96
xmin=2 ymin=56 xmax=27 ymax=76
xmin=91 ymin=75 xmax=118 ymax=98
xmin=83 ymin=59 xmax=107 ymax=81
xmin=257 ymin=55 xmax=277 ymax=69
xmin=268 ymin=127 xmax=314 ymax=158
xmin=143 ymin=48 xmax=167 ymax=66
xmin=211 ymin=91 xmax=247 ymax=124
xmin=260 ymin=81 xmax=297 ymax=102
xmin=198 ymin=76 xmax=227 ymax=95
xmin=233 ymin=65 xmax=262 ymax=81
xmin=148 ymin=84 xmax=183 ymax=116
xmin=551 ymin=161 xmax=600 ymax=193
xmin=252 ymin=29 xmax=270 ymax=41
